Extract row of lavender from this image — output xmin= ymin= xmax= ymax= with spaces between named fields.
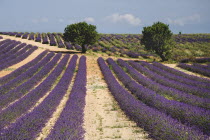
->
xmin=0 ymin=52 xmax=87 ymax=139
xmin=0 ymin=39 xmax=37 ymax=71
xmin=98 ymin=34 xmax=149 ymax=58
xmin=0 ymin=32 xmax=82 ymax=51
xmin=1 ymin=32 xmax=148 ymax=58
xmin=180 ymin=57 xmax=210 ymax=63
xmin=178 ymin=63 xmax=210 ymax=77
xmin=109 ymin=58 xmax=210 ymax=133
xmin=100 ymin=34 xmax=210 ymax=43
xmin=118 ymin=60 xmax=210 ymax=109
xmin=47 ymin=56 xmax=86 ymax=140
xmin=98 ymin=57 xmax=209 ymax=139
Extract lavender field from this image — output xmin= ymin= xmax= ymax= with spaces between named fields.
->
xmin=0 ymin=35 xmax=209 ymax=139
xmin=1 ymin=0 xmax=210 ymax=139
xmin=1 ymin=32 xmax=210 ymax=62
xmin=0 ymin=39 xmax=87 ymax=139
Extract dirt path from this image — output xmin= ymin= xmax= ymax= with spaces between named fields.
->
xmin=84 ymin=55 xmax=149 ymax=140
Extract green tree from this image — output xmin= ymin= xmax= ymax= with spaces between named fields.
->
xmin=141 ymin=22 xmax=175 ymax=61
xmin=63 ymin=22 xmax=99 ymax=53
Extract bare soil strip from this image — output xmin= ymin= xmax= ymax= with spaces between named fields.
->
xmin=84 ymin=56 xmax=149 ymax=140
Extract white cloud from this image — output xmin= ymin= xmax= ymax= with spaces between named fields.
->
xmin=105 ymin=13 xmax=141 ymax=26
xmin=167 ymin=14 xmax=200 ymax=26
xmin=84 ymin=17 xmax=95 ymax=23
xmin=32 ymin=17 xmax=48 ymax=23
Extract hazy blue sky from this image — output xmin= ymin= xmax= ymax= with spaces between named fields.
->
xmin=0 ymin=0 xmax=210 ymax=34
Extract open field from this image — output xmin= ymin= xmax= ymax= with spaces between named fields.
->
xmin=0 ymin=34 xmax=209 ymax=139
xmin=1 ymin=32 xmax=210 ymax=62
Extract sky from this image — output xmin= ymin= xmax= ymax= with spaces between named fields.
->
xmin=0 ymin=0 xmax=210 ymax=34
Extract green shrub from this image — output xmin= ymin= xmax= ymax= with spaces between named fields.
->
xmin=141 ymin=21 xmax=175 ymax=61
xmin=63 ymin=22 xmax=99 ymax=53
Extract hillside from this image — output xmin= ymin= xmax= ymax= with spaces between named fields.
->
xmin=1 ymin=32 xmax=210 ymax=62
xmin=0 ymin=34 xmax=209 ymax=139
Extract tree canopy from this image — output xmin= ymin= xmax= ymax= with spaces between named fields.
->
xmin=141 ymin=22 xmax=175 ymax=61
xmin=63 ymin=22 xmax=99 ymax=53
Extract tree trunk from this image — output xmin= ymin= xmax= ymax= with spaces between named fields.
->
xmin=81 ymin=44 xmax=87 ymax=53
xmin=159 ymin=54 xmax=168 ymax=61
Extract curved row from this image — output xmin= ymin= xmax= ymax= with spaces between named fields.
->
xmin=0 ymin=42 xmax=28 ymax=65
xmin=142 ymin=61 xmax=210 ymax=89
xmin=0 ymin=54 xmax=68 ymax=131
xmin=0 ymin=53 xmax=61 ymax=111
xmin=0 ymin=50 xmax=48 ymax=85
xmin=0 ymin=52 xmax=55 ymax=95
xmin=98 ymin=57 xmax=208 ymax=140
xmin=153 ymin=61 xmax=210 ymax=83
xmin=0 ymin=55 xmax=78 ymax=139
xmin=0 ymin=45 xmax=38 ymax=71
xmin=0 ymin=43 xmax=27 ymax=61
xmin=129 ymin=61 xmax=210 ymax=98
xmin=107 ymin=58 xmax=210 ymax=135
xmin=0 ymin=39 xmax=11 ymax=47
xmin=0 ymin=40 xmax=20 ymax=57
xmin=193 ymin=63 xmax=210 ymax=70
xmin=117 ymin=59 xmax=209 ymax=109
xmin=178 ymin=63 xmax=210 ymax=77
xmin=47 ymin=56 xmax=87 ymax=140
